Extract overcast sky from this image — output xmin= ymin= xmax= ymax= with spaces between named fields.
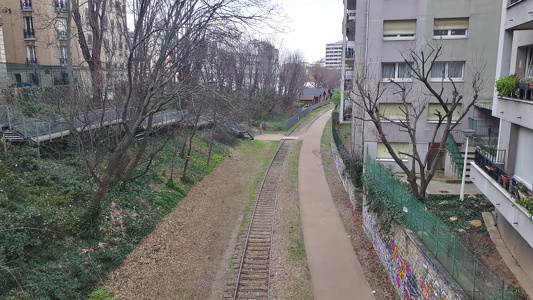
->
xmin=275 ymin=0 xmax=344 ymax=63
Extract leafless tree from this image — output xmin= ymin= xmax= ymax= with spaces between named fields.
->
xmin=352 ymin=43 xmax=484 ymax=198
xmin=308 ymin=64 xmax=341 ymax=89
xmin=64 ymin=0 xmax=280 ymax=217
xmin=278 ymin=52 xmax=307 ymax=107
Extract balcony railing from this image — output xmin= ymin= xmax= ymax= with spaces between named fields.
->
xmin=23 ymin=29 xmax=35 ymax=39
xmin=20 ymin=0 xmax=32 ymax=11
xmin=55 ymin=0 xmax=67 ymax=11
xmin=26 ymin=58 xmax=38 ymax=64
xmin=474 ymin=147 xmax=511 ymax=187
xmin=57 ymin=30 xmax=67 ymax=40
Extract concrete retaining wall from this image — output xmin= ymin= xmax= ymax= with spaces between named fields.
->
xmin=362 ymin=206 xmax=469 ymax=300
xmin=329 ymin=136 xmax=468 ymax=299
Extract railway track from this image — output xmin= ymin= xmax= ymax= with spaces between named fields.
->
xmin=224 ymin=141 xmax=292 ymax=299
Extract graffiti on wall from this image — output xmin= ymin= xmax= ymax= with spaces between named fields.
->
xmin=420 ymin=264 xmax=448 ymax=300
xmin=391 ymin=241 xmax=419 ymax=299
xmin=363 ymin=205 xmax=450 ymax=300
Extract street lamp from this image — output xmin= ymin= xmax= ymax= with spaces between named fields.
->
xmin=460 ymin=129 xmax=476 ymax=201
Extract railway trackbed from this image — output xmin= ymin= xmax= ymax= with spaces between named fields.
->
xmin=223 ymin=141 xmax=291 ymax=299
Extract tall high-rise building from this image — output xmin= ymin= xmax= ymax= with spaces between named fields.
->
xmin=324 ymin=41 xmax=343 ymax=69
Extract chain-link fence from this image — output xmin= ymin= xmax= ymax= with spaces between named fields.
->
xmin=331 ymin=123 xmax=363 ymax=188
xmin=365 ymin=157 xmax=523 ymax=299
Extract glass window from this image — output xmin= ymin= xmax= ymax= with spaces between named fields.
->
xmin=383 ymin=20 xmax=416 ymax=39
xmin=430 ymin=62 xmax=464 ymax=80
xmin=434 ymin=18 xmax=468 ymax=38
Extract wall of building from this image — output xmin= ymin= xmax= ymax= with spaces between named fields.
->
xmin=352 ymin=0 xmax=502 ymax=173
xmin=495 ymin=209 xmax=533 ymax=281
xmin=362 ymin=205 xmax=469 ymax=300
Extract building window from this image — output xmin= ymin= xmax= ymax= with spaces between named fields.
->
xmin=56 ymin=18 xmax=67 ymax=40
xmin=426 ymin=103 xmax=462 ymax=122
xmin=60 ymin=46 xmax=68 ymax=65
xmin=379 ymin=103 xmax=409 ymax=121
xmin=377 ymin=142 xmax=409 ymax=160
xmin=23 ymin=17 xmax=35 ymax=39
xmin=21 ymin=0 xmax=32 ymax=11
xmin=430 ymin=61 xmax=464 ymax=81
xmin=26 ymin=46 xmax=37 ymax=64
xmin=383 ymin=20 xmax=416 ymax=40
xmin=434 ymin=18 xmax=468 ymax=39
xmin=55 ymin=0 xmax=67 ymax=11
xmin=382 ymin=62 xmax=411 ymax=81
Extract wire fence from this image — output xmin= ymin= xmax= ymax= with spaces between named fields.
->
xmin=331 ymin=123 xmax=363 ymax=188
xmin=365 ymin=156 xmax=522 ymax=300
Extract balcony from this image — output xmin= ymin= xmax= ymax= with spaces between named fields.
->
xmin=57 ymin=30 xmax=67 ymax=40
xmin=20 ymin=0 xmax=32 ymax=11
xmin=346 ymin=10 xmax=356 ymax=21
xmin=23 ymin=29 xmax=35 ymax=39
xmin=505 ymin=0 xmax=533 ymax=30
xmin=471 ymin=148 xmax=533 ymax=249
xmin=26 ymin=58 xmax=38 ymax=64
xmin=55 ymin=0 xmax=67 ymax=11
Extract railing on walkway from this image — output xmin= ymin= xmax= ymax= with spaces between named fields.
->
xmin=3 ymin=107 xmax=191 ymax=144
xmin=446 ymin=134 xmax=464 ymax=177
xmin=331 ymin=124 xmax=363 ymax=188
xmin=285 ymin=100 xmax=331 ymax=130
xmin=365 ymin=156 xmax=507 ymax=299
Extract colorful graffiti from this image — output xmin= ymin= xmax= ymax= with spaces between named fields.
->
xmin=363 ymin=205 xmax=450 ymax=300
xmin=391 ymin=241 xmax=419 ymax=299
xmin=420 ymin=264 xmax=448 ymax=300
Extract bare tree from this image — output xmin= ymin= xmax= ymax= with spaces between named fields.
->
xmin=309 ymin=64 xmax=341 ymax=89
xmin=352 ymin=43 xmax=484 ymax=198
xmin=278 ymin=51 xmax=307 ymax=107
xmin=64 ymin=0 xmax=280 ymax=217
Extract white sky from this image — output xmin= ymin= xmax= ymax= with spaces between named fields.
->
xmin=274 ymin=0 xmax=344 ymax=63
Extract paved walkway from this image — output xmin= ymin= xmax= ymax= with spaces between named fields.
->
xmin=297 ymin=110 xmax=374 ymax=300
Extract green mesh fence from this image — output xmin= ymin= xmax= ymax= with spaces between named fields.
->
xmin=365 ymin=156 xmax=517 ymax=300
xmin=331 ymin=124 xmax=363 ymax=188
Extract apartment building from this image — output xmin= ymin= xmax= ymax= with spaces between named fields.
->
xmin=0 ymin=0 xmax=126 ymax=88
xmin=324 ymin=41 xmax=344 ymax=69
xmin=470 ymin=0 xmax=533 ymax=280
xmin=347 ymin=0 xmax=501 ymax=173
xmin=339 ymin=2 xmax=355 ymax=123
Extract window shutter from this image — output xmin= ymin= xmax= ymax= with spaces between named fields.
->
xmin=379 ymin=103 xmax=408 ymax=120
xmin=383 ymin=20 xmax=416 ymax=35
xmin=434 ymin=18 xmax=468 ymax=30
xmin=427 ymin=103 xmax=462 ymax=121
xmin=377 ymin=143 xmax=409 ymax=158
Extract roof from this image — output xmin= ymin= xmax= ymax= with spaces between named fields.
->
xmin=301 ymin=88 xmax=330 ymax=97
xmin=300 ymin=95 xmax=315 ymax=101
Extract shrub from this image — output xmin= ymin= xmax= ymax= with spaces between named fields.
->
xmin=495 ymin=75 xmax=518 ymax=97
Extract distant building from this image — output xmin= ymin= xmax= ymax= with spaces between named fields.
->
xmin=324 ymin=41 xmax=343 ymax=69
xmin=0 ymin=0 xmax=127 ymax=88
xmin=299 ymin=88 xmax=332 ymax=106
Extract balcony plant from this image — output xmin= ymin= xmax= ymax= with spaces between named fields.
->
xmin=495 ymin=75 xmax=518 ymax=97
xmin=516 ymin=195 xmax=533 ymax=218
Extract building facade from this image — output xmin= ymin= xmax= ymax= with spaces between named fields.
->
xmin=324 ymin=41 xmax=344 ymax=69
xmin=347 ymin=0 xmax=502 ymax=173
xmin=470 ymin=0 xmax=533 ymax=281
xmin=0 ymin=0 xmax=126 ymax=88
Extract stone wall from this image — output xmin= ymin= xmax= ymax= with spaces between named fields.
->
xmin=362 ymin=206 xmax=469 ymax=300
xmin=330 ymin=137 xmax=469 ymax=299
